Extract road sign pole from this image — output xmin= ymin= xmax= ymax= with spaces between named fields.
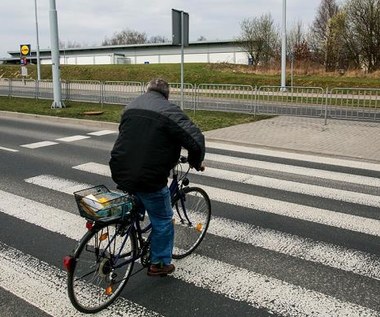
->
xmin=172 ymin=9 xmax=189 ymax=110
xmin=34 ymin=0 xmax=41 ymax=81
xmin=180 ymin=11 xmax=184 ymax=109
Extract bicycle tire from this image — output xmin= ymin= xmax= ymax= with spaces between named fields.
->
xmin=67 ymin=222 xmax=137 ymax=313
xmin=172 ymin=187 xmax=211 ymax=259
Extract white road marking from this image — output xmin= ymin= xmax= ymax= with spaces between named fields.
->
xmin=175 ymin=253 xmax=379 ymax=317
xmin=71 ymin=163 xmax=380 ymax=235
xmin=0 ymin=146 xmax=18 ymax=152
xmin=0 ymin=189 xmax=378 ymax=317
xmin=205 ymin=152 xmax=380 ymax=187
xmin=56 ymin=135 xmax=91 ymax=142
xmin=206 ymin=141 xmax=380 ymax=172
xmin=190 ymin=167 xmax=380 ymax=207
xmin=25 ymin=174 xmax=91 ymax=195
xmin=73 ymin=162 xmax=380 ymax=208
xmin=73 ymin=162 xmax=110 ymax=176
xmin=20 ymin=175 xmax=380 ymax=279
xmin=0 ymin=243 xmax=163 ymax=317
xmin=87 ymin=130 xmax=116 ymax=136
xmin=200 ymin=183 xmax=380 ymax=237
xmin=208 ymin=215 xmax=380 ymax=280
xmin=20 ymin=141 xmax=58 ymax=149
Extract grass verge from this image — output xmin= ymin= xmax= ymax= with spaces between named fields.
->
xmin=0 ymin=96 xmax=272 ymax=131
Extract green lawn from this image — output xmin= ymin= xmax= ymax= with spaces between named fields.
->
xmin=0 ymin=96 xmax=271 ymax=131
xmin=1 ymin=63 xmax=379 ymax=89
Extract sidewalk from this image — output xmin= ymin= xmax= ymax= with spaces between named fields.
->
xmin=204 ymin=116 xmax=380 ymax=164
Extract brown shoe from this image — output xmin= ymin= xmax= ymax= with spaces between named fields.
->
xmin=147 ymin=263 xmax=175 ymax=277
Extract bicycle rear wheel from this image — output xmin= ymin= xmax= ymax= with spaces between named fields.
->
xmin=172 ymin=187 xmax=211 ymax=259
xmin=67 ymin=222 xmax=136 ymax=313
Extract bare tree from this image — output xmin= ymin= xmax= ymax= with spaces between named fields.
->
xmin=287 ymin=21 xmax=306 ymax=55
xmin=309 ymin=0 xmax=340 ymax=69
xmin=148 ymin=35 xmax=169 ymax=43
xmin=237 ymin=14 xmax=279 ymax=67
xmin=344 ymin=0 xmax=380 ymax=71
xmin=59 ymin=40 xmax=82 ymax=49
xmin=102 ymin=29 xmax=147 ymax=45
xmin=325 ymin=11 xmax=349 ymax=71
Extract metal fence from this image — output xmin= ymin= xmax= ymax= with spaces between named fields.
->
xmin=328 ymin=88 xmax=380 ymax=121
xmin=102 ymin=81 xmax=143 ymax=105
xmin=255 ymin=86 xmax=326 ymax=118
xmin=168 ymin=83 xmax=195 ymax=110
xmin=1 ymin=78 xmax=379 ymax=123
xmin=195 ymin=84 xmax=254 ymax=113
xmin=37 ymin=80 xmax=68 ymax=100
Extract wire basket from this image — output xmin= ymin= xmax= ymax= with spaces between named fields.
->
xmin=74 ymin=185 xmax=134 ymax=222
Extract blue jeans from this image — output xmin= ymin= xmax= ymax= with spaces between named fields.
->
xmin=135 ymin=186 xmax=174 ymax=265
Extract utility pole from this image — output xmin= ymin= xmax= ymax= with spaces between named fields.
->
xmin=281 ymin=0 xmax=287 ymax=91
xmin=34 ymin=0 xmax=41 ymax=81
xmin=49 ymin=0 xmax=65 ymax=108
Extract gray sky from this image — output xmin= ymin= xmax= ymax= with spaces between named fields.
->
xmin=1 ymin=0 xmax=321 ymax=58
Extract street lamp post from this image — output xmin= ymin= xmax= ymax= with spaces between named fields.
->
xmin=34 ymin=0 xmax=41 ymax=81
xmin=49 ymin=0 xmax=65 ymax=108
xmin=281 ymin=0 xmax=287 ymax=91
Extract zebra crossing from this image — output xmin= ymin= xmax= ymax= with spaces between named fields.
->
xmin=0 ymin=138 xmax=379 ymax=316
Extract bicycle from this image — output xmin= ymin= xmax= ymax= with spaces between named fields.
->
xmin=63 ymin=156 xmax=211 ymax=313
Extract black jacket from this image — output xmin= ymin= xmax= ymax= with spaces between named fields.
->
xmin=109 ymin=91 xmax=205 ymax=192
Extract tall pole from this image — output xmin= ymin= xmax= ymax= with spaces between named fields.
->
xmin=180 ymin=11 xmax=184 ymax=109
xmin=49 ymin=0 xmax=65 ymax=108
xmin=281 ymin=0 xmax=287 ymax=90
xmin=34 ymin=0 xmax=41 ymax=81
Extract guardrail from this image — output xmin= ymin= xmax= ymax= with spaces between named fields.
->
xmin=0 ymin=78 xmax=379 ymax=123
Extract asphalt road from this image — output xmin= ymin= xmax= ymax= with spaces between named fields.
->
xmin=0 ymin=115 xmax=379 ymax=317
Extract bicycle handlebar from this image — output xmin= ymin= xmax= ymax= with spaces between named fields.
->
xmin=179 ymin=155 xmax=205 ymax=172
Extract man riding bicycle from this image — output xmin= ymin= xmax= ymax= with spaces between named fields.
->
xmin=109 ymin=78 xmax=205 ymax=276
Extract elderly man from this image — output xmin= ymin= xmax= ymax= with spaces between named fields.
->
xmin=109 ymin=78 xmax=205 ymax=276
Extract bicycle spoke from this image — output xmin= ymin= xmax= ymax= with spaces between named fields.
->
xmin=67 ymin=223 xmax=136 ymax=313
xmin=172 ymin=187 xmax=211 ymax=259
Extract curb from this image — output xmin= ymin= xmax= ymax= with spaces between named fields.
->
xmin=0 ymin=110 xmax=119 ymax=130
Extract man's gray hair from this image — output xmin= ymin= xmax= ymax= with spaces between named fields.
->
xmin=147 ymin=78 xmax=170 ymax=99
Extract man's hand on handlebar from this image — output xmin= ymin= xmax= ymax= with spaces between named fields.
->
xmin=190 ymin=162 xmax=205 ymax=172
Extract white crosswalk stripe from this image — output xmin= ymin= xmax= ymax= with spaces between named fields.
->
xmin=205 ymin=152 xmax=380 ymax=187
xmin=56 ymin=135 xmax=91 ymax=142
xmin=0 ymin=243 xmax=162 ymax=317
xmin=87 ymin=130 xmax=117 ymax=136
xmin=206 ymin=141 xmax=380 ymax=172
xmin=1 ymin=141 xmax=380 ymax=316
xmin=0 ymin=190 xmax=378 ymax=316
xmin=20 ymin=140 xmax=58 ymax=149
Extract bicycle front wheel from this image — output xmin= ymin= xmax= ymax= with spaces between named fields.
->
xmin=172 ymin=187 xmax=211 ymax=259
xmin=67 ymin=222 xmax=136 ymax=313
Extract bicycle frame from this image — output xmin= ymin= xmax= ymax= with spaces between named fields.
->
xmin=70 ymin=157 xmax=191 ymax=275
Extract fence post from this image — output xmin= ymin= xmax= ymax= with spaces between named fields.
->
xmin=35 ymin=80 xmax=39 ymax=100
xmin=324 ymin=87 xmax=329 ymax=125
xmin=253 ymin=85 xmax=258 ymax=116
xmin=9 ymin=79 xmax=13 ymax=98
xmin=100 ymin=81 xmax=104 ymax=107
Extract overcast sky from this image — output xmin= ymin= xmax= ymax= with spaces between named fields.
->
xmin=1 ymin=0 xmax=321 ymax=58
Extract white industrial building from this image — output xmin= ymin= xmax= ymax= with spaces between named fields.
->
xmin=2 ymin=40 xmax=249 ymax=65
